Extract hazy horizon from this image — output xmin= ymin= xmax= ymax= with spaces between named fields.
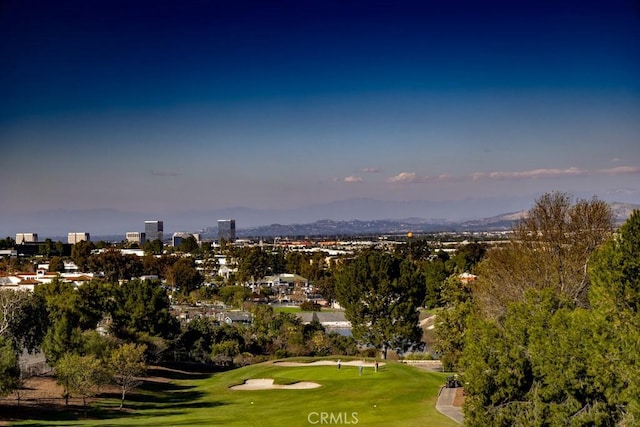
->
xmin=2 ymin=195 xmax=639 ymax=238
xmin=2 ymin=1 xmax=639 ymax=235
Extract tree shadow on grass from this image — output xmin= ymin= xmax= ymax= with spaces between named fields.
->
xmin=146 ymin=362 xmax=231 ymax=381
xmin=0 ymin=402 xmax=83 ymax=425
xmin=145 ymin=367 xmax=211 ymax=381
xmin=0 ymin=374 xmax=227 ymax=425
xmin=0 ymin=399 xmax=228 ymax=426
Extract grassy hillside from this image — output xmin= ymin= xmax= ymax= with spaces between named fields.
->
xmin=9 ymin=358 xmax=457 ymax=426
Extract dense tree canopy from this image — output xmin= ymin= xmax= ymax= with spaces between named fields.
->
xmin=71 ymin=240 xmax=95 ymax=272
xmin=89 ymin=249 xmax=143 ymax=283
xmin=336 ymin=249 xmax=425 ymax=359
xmin=5 ymin=290 xmax=48 ymax=353
xmin=0 ymin=336 xmax=20 ymax=398
xmin=451 ymin=199 xmax=640 ymax=426
xmin=56 ymin=352 xmax=109 ymax=410
xmin=235 ymin=247 xmax=285 ymax=283
xmin=0 ymin=237 xmax=15 ymax=250
xmin=474 ymin=192 xmax=613 ymax=320
xmin=178 ymin=235 xmax=200 ymax=253
xmin=110 ymin=279 xmax=179 ymax=341
xmin=48 ymin=256 xmax=65 ymax=273
xmin=166 ymin=257 xmax=203 ymax=296
xmin=587 ymin=209 xmax=640 ymax=423
xmin=432 ymin=275 xmax=475 ymax=371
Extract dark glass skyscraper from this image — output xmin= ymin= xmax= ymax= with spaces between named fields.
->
xmin=218 ymin=219 xmax=236 ymax=242
xmin=145 ymin=220 xmax=164 ymax=242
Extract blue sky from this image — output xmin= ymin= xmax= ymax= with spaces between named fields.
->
xmin=1 ymin=0 xmax=639 ymax=230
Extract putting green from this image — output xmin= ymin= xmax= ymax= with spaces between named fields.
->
xmin=9 ymin=358 xmax=458 ymax=426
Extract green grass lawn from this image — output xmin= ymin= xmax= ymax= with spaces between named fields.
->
xmin=272 ymin=306 xmax=302 ymax=313
xmin=9 ymin=358 xmax=458 ymax=426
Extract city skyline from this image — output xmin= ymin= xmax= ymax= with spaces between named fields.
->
xmin=1 ymin=0 xmax=639 ymax=235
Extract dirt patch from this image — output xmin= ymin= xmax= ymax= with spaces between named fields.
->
xmin=230 ymin=378 xmax=321 ymax=390
xmin=452 ymin=388 xmax=465 ymax=407
xmin=0 ymin=374 xmax=96 ymax=407
xmin=0 ymin=374 xmax=121 ymax=426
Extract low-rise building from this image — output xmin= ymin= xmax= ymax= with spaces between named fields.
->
xmin=125 ymin=231 xmax=146 ymax=245
xmin=68 ymin=232 xmax=90 ymax=244
xmin=15 ymin=233 xmax=38 ymax=244
xmin=172 ymin=232 xmax=201 ymax=247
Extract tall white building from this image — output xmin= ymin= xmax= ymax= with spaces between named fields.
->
xmin=126 ymin=231 xmax=146 ymax=245
xmin=15 ymin=233 xmax=38 ymax=244
xmin=68 ymin=232 xmax=90 ymax=244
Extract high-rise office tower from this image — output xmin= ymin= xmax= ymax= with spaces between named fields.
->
xmin=218 ymin=219 xmax=236 ymax=242
xmin=145 ymin=220 xmax=164 ymax=242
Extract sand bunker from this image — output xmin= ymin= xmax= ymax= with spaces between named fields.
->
xmin=230 ymin=378 xmax=321 ymax=390
xmin=274 ymin=360 xmax=385 ymax=368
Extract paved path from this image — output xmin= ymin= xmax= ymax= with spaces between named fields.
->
xmin=435 ymin=386 xmax=464 ymax=424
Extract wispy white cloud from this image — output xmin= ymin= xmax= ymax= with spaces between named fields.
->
xmin=388 ymin=172 xmax=420 ymax=183
xmin=387 ymin=172 xmax=458 ymax=184
xmin=388 ymin=165 xmax=640 ymax=184
xmin=472 ymin=167 xmax=585 ymax=180
xmin=598 ymin=166 xmax=640 ymax=175
xmin=473 ymin=166 xmax=640 ymax=180
xmin=344 ymin=175 xmax=363 ymax=183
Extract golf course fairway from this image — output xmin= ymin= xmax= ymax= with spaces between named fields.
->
xmin=8 ymin=358 xmax=458 ymax=426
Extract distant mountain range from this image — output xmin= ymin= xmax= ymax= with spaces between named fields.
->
xmin=3 ymin=198 xmax=638 ymax=239
xmin=228 ymin=202 xmax=638 ymax=238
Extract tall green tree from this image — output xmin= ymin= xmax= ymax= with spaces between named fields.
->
xmin=236 ymin=247 xmax=271 ymax=283
xmin=422 ymin=254 xmax=452 ymax=309
xmin=39 ymin=238 xmax=54 ymax=256
xmin=335 ymin=249 xmax=425 ymax=359
xmin=395 ymin=238 xmax=432 ymax=261
xmin=5 ymin=291 xmax=49 ymax=353
xmin=0 ymin=236 xmax=16 ymax=250
xmin=110 ymin=279 xmax=179 ymax=341
xmin=0 ymin=336 xmax=20 ymax=398
xmin=451 ymin=241 xmax=487 ymax=273
xmin=34 ymin=279 xmax=79 ymax=323
xmin=110 ymin=343 xmax=147 ymax=410
xmin=55 ymin=352 xmax=110 ymax=411
xmin=217 ymin=285 xmax=251 ymax=308
xmin=143 ymin=239 xmax=163 ymax=255
xmin=55 ymin=241 xmax=65 ymax=256
xmin=166 ymin=257 xmax=203 ymax=296
xmin=75 ymin=280 xmax=111 ymax=330
xmin=459 ymin=203 xmax=633 ymax=426
xmin=41 ymin=314 xmax=83 ymax=365
xmin=588 ymin=209 xmax=640 ymax=423
xmin=462 ymin=289 xmax=617 ymax=426
xmin=433 ymin=275 xmax=475 ymax=371
xmin=178 ymin=235 xmax=199 ymax=253
xmin=48 ymin=256 xmax=65 ymax=273
xmin=71 ymin=240 xmax=95 ymax=272
xmin=210 ymin=340 xmax=241 ymax=366
xmin=35 ymin=280 xmax=87 ymax=363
